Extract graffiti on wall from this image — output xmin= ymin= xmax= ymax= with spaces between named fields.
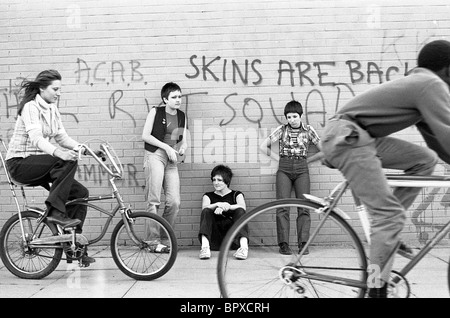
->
xmin=77 ymin=163 xmax=140 ymax=187
xmin=0 ymin=30 xmax=447 ymax=243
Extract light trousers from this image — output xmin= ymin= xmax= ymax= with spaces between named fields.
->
xmin=143 ymin=148 xmax=181 ymax=229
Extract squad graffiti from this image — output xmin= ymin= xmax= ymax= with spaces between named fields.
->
xmin=220 ymin=84 xmax=355 ymax=128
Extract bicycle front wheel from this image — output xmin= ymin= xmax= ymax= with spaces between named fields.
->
xmin=111 ymin=211 xmax=177 ymax=281
xmin=217 ymin=198 xmax=368 ymax=298
xmin=0 ymin=211 xmax=63 ymax=279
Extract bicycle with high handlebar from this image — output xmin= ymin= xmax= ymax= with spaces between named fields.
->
xmin=217 ymin=164 xmax=450 ymax=298
xmin=0 ymin=138 xmax=177 ymax=280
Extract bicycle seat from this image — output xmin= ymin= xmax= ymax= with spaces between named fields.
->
xmin=46 ymin=216 xmax=81 ymax=228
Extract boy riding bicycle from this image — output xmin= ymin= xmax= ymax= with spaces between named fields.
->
xmin=321 ymin=40 xmax=450 ymax=298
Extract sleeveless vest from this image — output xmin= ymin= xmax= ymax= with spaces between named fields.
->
xmin=144 ymin=106 xmax=186 ymax=152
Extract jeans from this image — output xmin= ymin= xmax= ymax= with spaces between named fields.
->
xmin=321 ymin=118 xmax=438 ymax=283
xmin=276 ymin=157 xmax=311 ymax=246
xmin=143 ymin=148 xmax=180 ymax=228
xmin=6 ymin=155 xmax=89 ymax=233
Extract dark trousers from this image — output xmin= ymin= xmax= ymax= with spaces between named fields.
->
xmin=276 ymin=157 xmax=311 ymax=246
xmin=198 ymin=207 xmax=248 ymax=251
xmin=7 ymin=155 xmax=89 ymax=232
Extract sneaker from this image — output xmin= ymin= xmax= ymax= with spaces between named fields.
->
xmin=80 ymin=245 xmax=95 ymax=266
xmin=397 ymin=242 xmax=414 ymax=260
xmin=299 ymin=242 xmax=310 ymax=255
xmin=199 ymin=247 xmax=211 ymax=260
xmin=233 ymin=247 xmax=248 ymax=260
xmin=81 ymin=254 xmax=96 ymax=267
xmin=279 ymin=242 xmax=292 ymax=255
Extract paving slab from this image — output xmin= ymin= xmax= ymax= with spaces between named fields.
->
xmin=0 ymin=246 xmax=448 ymax=298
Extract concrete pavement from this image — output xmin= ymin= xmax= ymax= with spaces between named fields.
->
xmin=0 ymin=246 xmax=448 ymax=298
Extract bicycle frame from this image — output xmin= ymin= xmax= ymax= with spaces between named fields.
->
xmin=385 ymin=174 xmax=450 ymax=283
xmin=62 ymin=177 xmax=141 ymax=246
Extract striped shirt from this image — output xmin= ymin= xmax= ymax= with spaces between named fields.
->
xmin=269 ymin=122 xmax=320 ymax=158
xmin=6 ymin=95 xmax=78 ymax=160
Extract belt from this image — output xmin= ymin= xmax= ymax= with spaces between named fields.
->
xmin=280 ymin=155 xmax=307 ymax=160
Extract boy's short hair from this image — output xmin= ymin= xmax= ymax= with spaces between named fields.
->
xmin=418 ymin=40 xmax=450 ymax=72
xmin=211 ymin=165 xmax=233 ymax=187
xmin=161 ymin=82 xmax=181 ymax=103
xmin=284 ymin=100 xmax=303 ymax=117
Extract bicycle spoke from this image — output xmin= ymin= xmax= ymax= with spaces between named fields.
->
xmin=0 ymin=211 xmax=62 ymax=279
xmin=218 ymin=199 xmax=367 ymax=298
xmin=111 ymin=212 xmax=177 ymax=280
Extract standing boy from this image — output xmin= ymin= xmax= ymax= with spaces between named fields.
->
xmin=142 ymin=82 xmax=188 ymax=252
xmin=260 ymin=100 xmax=322 ymax=255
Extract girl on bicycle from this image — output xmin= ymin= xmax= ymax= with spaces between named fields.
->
xmin=5 ymin=69 xmax=94 ymax=264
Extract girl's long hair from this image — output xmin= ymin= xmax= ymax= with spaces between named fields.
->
xmin=18 ymin=69 xmax=62 ymax=116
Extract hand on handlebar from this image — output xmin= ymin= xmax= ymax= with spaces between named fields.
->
xmin=94 ymin=150 xmax=107 ymax=161
xmin=55 ymin=149 xmax=79 ymax=161
xmin=72 ymin=141 xmax=123 ymax=178
xmin=75 ymin=146 xmax=106 ymax=161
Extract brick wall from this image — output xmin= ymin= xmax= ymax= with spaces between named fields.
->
xmin=1 ymin=0 xmax=450 ymax=247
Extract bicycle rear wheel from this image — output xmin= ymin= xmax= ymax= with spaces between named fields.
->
xmin=111 ymin=211 xmax=177 ymax=281
xmin=0 ymin=211 xmax=62 ymax=279
xmin=448 ymin=256 xmax=450 ymax=296
xmin=217 ymin=198 xmax=368 ymax=298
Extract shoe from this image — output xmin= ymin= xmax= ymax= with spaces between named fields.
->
xmin=47 ymin=213 xmax=81 ymax=228
xmin=78 ymin=245 xmax=95 ymax=267
xmin=299 ymin=242 xmax=310 ymax=255
xmin=397 ymin=242 xmax=414 ymax=260
xmin=279 ymin=242 xmax=292 ymax=255
xmin=367 ymin=284 xmax=387 ymax=298
xmin=233 ymin=247 xmax=248 ymax=260
xmin=199 ymin=247 xmax=211 ymax=260
xmin=81 ymin=254 xmax=96 ymax=267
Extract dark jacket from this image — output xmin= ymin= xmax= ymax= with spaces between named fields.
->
xmin=144 ymin=106 xmax=186 ymax=153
